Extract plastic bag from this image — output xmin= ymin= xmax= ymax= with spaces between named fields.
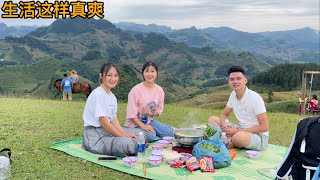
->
xmin=192 ymin=139 xmax=231 ymax=169
xmin=205 ymin=124 xmax=221 ymax=140
xmin=311 ymin=164 xmax=320 ymax=180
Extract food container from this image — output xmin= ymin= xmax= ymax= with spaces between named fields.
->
xmin=179 ymin=153 xmax=192 ymax=161
xmin=166 ymin=157 xmax=181 ymax=165
xmin=148 ymin=156 xmax=162 ymax=166
xmin=174 ymin=128 xmax=205 ymax=146
xmin=123 ymin=156 xmax=138 ymax=167
xmin=158 ymin=140 xmax=170 ymax=147
xmin=246 ymin=150 xmax=259 ymax=159
xmin=162 ymin=150 xmax=181 ymax=165
xmin=162 ymin=136 xmax=174 ymax=142
xmin=151 ymin=150 xmax=162 ymax=157
xmin=152 ymin=144 xmax=164 ymax=151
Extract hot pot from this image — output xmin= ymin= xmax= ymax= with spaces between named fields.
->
xmin=173 ymin=128 xmax=205 ymax=146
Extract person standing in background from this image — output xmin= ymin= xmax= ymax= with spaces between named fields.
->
xmin=69 ymin=70 xmax=79 ymax=86
xmin=61 ymin=73 xmax=73 ymax=101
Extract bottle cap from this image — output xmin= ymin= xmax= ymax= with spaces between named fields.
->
xmin=139 ymin=132 xmax=143 ymax=136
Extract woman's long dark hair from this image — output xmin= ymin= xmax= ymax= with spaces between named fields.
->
xmin=99 ymin=62 xmax=120 ymax=84
xmin=312 ymin=95 xmax=318 ymax=100
xmin=141 ymin=61 xmax=158 ymax=81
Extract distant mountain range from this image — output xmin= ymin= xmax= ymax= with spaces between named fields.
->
xmin=1 ymin=21 xmax=318 ymax=63
xmin=0 ymin=23 xmax=40 ymax=38
xmin=0 ymin=18 xmax=272 ymax=101
xmin=115 ymin=22 xmax=320 ymax=63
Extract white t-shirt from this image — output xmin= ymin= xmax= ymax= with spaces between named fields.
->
xmin=83 ymin=86 xmax=117 ymax=127
xmin=227 ymin=87 xmax=269 ymax=136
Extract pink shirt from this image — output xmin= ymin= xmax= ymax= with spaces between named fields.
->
xmin=125 ymin=82 xmax=165 ymax=128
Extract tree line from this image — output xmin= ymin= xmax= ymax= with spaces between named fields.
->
xmin=252 ymin=63 xmax=320 ymax=91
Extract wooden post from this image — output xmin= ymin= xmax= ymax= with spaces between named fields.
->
xmin=301 ymin=71 xmax=320 ymax=115
xmin=301 ymin=71 xmax=307 ymax=115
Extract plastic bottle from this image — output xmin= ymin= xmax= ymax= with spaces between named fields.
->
xmin=137 ymin=132 xmax=146 ymax=161
xmin=225 ymin=119 xmax=232 ymax=141
xmin=221 ymin=132 xmax=229 ymax=148
xmin=225 ymin=119 xmax=232 ymax=128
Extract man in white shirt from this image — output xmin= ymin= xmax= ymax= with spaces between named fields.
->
xmin=208 ymin=66 xmax=269 ymax=151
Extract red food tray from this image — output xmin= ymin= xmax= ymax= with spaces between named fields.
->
xmin=172 ymin=146 xmax=193 ymax=154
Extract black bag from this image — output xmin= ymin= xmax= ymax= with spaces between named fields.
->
xmin=276 ymin=116 xmax=320 ymax=180
xmin=0 ymin=148 xmax=11 ymax=160
xmin=0 ymin=148 xmax=12 ymax=179
xmin=0 ymin=148 xmax=11 ymax=155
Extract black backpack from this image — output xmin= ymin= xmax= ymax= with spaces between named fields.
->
xmin=0 ymin=148 xmax=11 ymax=160
xmin=276 ymin=116 xmax=320 ymax=180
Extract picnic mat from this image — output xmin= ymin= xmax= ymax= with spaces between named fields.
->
xmin=51 ymin=138 xmax=288 ymax=180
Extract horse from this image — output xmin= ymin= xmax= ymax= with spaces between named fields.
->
xmin=54 ymin=79 xmax=92 ymax=97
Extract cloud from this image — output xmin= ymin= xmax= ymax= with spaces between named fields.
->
xmin=0 ymin=0 xmax=319 ymax=32
xmin=105 ymin=0 xmax=319 ymax=32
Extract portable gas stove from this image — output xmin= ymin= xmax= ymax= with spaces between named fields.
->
xmin=172 ymin=143 xmax=194 ymax=154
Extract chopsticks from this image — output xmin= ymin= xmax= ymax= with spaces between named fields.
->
xmin=143 ymin=162 xmax=147 ymax=176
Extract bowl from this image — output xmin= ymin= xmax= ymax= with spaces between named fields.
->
xmin=123 ymin=156 xmax=138 ymax=167
xmin=246 ymin=150 xmax=259 ymax=159
xmin=179 ymin=153 xmax=192 ymax=161
xmin=152 ymin=144 xmax=164 ymax=151
xmin=148 ymin=156 xmax=162 ymax=166
xmin=166 ymin=156 xmax=181 ymax=165
xmin=158 ymin=140 xmax=171 ymax=148
xmin=151 ymin=150 xmax=162 ymax=157
xmin=174 ymin=128 xmax=205 ymax=146
xmin=162 ymin=136 xmax=174 ymax=142
xmin=158 ymin=140 xmax=170 ymax=144
xmin=161 ymin=150 xmax=179 ymax=160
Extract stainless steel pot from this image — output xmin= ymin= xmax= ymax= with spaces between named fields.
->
xmin=173 ymin=128 xmax=205 ymax=146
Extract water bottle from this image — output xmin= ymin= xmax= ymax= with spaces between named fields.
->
xmin=221 ymin=132 xmax=229 ymax=148
xmin=141 ymin=114 xmax=148 ymax=124
xmin=137 ymin=132 xmax=146 ymax=161
xmin=225 ymin=119 xmax=232 ymax=141
xmin=225 ymin=119 xmax=232 ymax=128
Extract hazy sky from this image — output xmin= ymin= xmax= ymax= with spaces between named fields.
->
xmin=0 ymin=0 xmax=319 ymax=32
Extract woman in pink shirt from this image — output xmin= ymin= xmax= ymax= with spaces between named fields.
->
xmin=125 ymin=61 xmax=174 ymax=142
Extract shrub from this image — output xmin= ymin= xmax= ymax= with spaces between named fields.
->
xmin=266 ymin=100 xmax=298 ymax=114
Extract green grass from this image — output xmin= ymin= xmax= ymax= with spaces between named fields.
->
xmin=0 ymin=97 xmax=308 ymax=179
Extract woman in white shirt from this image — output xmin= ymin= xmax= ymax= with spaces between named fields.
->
xmin=82 ymin=63 xmax=142 ymax=157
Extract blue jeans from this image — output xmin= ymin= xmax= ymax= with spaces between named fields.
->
xmin=137 ymin=119 xmax=174 ymax=142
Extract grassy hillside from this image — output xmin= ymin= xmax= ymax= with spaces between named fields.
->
xmin=177 ymin=84 xmax=305 ymax=113
xmin=0 ymin=18 xmax=273 ymax=103
xmin=0 ymin=59 xmax=98 ymax=99
xmin=0 ymin=97 xmax=307 ymax=179
xmin=252 ymin=63 xmax=320 ymax=91
xmin=0 ymin=58 xmax=63 ymax=93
